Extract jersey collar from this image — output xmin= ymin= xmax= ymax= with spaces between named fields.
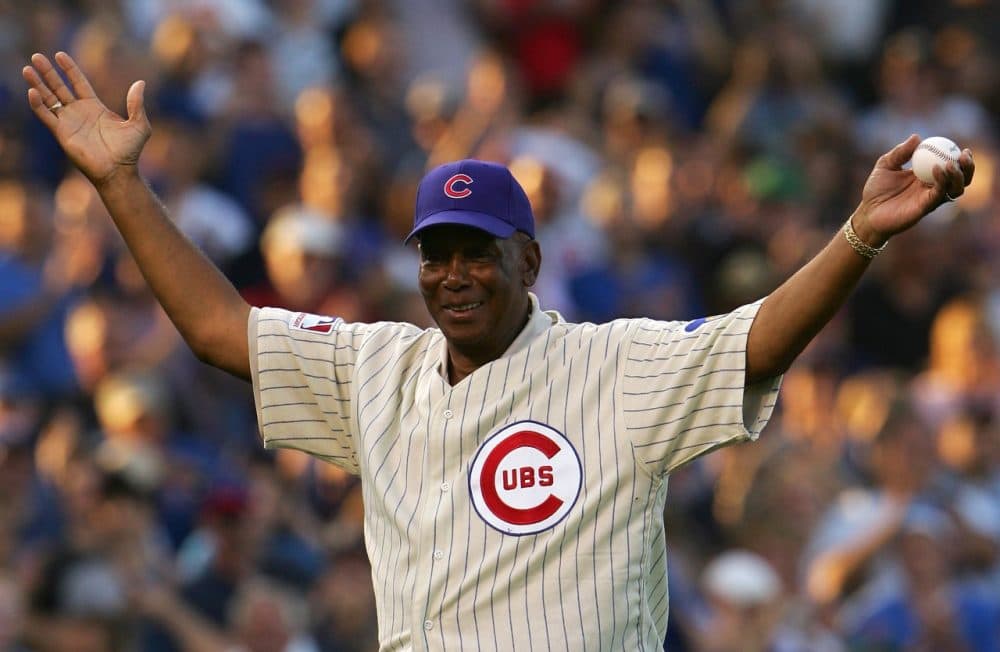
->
xmin=436 ymin=293 xmax=560 ymax=380
xmin=503 ymin=292 xmax=559 ymax=357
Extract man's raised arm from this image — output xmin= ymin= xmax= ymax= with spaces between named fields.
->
xmin=23 ymin=52 xmax=251 ymax=379
xmin=745 ymin=135 xmax=975 ymax=385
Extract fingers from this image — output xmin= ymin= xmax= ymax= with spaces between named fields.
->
xmin=878 ymin=133 xmax=921 ymax=170
xmin=125 ymin=80 xmax=147 ymax=125
xmin=25 ymin=87 xmax=59 ymax=131
xmin=929 ymin=148 xmax=976 ymax=203
xmin=22 ymin=64 xmax=63 ymax=110
xmin=932 ymin=159 xmax=966 ymax=202
xmin=29 ymin=52 xmax=76 ymax=104
xmin=54 ymin=51 xmax=97 ymax=99
xmin=958 ymin=149 xmax=975 ymax=188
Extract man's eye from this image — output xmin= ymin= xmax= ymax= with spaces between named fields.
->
xmin=465 ymin=248 xmax=494 ymax=261
xmin=421 ymin=250 xmax=447 ymax=264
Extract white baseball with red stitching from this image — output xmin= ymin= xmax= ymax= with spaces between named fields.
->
xmin=911 ymin=136 xmax=961 ymax=185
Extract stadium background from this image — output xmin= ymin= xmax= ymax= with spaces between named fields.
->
xmin=1 ymin=0 xmax=998 ymax=650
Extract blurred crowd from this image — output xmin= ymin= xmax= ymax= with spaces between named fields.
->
xmin=1 ymin=0 xmax=999 ymax=650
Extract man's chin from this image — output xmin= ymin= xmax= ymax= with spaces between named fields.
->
xmin=438 ymin=320 xmax=487 ymax=345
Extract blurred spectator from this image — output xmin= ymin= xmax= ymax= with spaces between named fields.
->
xmin=93 ymin=367 xmax=224 ymax=548
xmin=0 ymin=181 xmax=84 ymax=397
xmin=177 ymin=484 xmax=255 ymax=626
xmin=217 ymin=40 xmax=302 ymax=225
xmin=472 ymin=0 xmax=598 ymax=108
xmin=848 ymin=231 xmax=963 ymax=370
xmin=123 ymin=0 xmax=272 ymax=43
xmin=508 ymin=154 xmax=606 ymax=318
xmin=310 ymin=550 xmax=378 ymax=652
xmin=224 ymin=574 xmax=321 ymax=652
xmin=695 ymin=549 xmax=844 ymax=652
xmin=266 ymin=0 xmax=346 ymax=109
xmin=856 ymin=27 xmax=993 ymax=154
xmin=803 ymin=400 xmax=938 ymax=610
xmin=844 ymin=505 xmax=1000 ymax=652
xmin=0 ymin=572 xmax=26 ymax=651
xmin=911 ymin=294 xmax=1000 ymax=427
xmin=140 ymin=116 xmax=255 ymax=269
xmin=25 ymin=470 xmax=171 ymax=652
xmin=242 ymin=205 xmax=364 ymax=320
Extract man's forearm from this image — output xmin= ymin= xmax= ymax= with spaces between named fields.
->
xmin=745 ymin=213 xmax=882 ymax=384
xmin=95 ymin=168 xmax=250 ymax=378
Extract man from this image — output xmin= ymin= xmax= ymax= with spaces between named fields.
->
xmin=22 ymin=52 xmax=973 ymax=651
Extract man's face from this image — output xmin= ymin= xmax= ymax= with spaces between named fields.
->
xmin=418 ymin=224 xmax=539 ymax=362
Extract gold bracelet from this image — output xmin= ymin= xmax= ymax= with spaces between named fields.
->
xmin=842 ymin=218 xmax=887 ymax=260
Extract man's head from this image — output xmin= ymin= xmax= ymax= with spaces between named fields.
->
xmin=408 ymin=161 xmax=541 ymax=367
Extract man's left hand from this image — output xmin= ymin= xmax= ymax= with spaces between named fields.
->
xmin=854 ymin=134 xmax=975 ymax=244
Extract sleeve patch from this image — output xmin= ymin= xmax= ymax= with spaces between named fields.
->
xmin=289 ymin=312 xmax=337 ymax=334
xmin=684 ymin=315 xmax=721 ymax=332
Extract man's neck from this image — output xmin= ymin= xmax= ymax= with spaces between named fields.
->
xmin=446 ymin=303 xmax=533 ymax=385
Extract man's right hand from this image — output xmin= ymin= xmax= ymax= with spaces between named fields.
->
xmin=22 ymin=51 xmax=251 ymax=380
xmin=23 ymin=52 xmax=151 ymax=188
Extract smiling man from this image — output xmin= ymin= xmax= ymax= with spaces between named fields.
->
xmin=408 ymin=161 xmax=541 ymax=383
xmin=23 ymin=51 xmax=974 ymax=651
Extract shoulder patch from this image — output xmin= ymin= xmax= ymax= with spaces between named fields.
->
xmin=289 ymin=312 xmax=337 ymax=334
xmin=684 ymin=314 xmax=722 ymax=332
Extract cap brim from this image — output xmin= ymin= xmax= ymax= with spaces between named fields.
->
xmin=404 ymin=210 xmax=517 ymax=243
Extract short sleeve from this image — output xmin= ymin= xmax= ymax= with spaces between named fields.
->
xmin=249 ymin=306 xmax=368 ymax=473
xmin=622 ymin=300 xmax=782 ymax=475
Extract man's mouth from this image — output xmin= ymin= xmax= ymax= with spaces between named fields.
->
xmin=444 ymin=301 xmax=483 ymax=315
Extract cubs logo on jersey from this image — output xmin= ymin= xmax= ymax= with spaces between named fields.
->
xmin=469 ymin=420 xmax=582 ymax=535
xmin=443 ymin=173 xmax=474 ymax=199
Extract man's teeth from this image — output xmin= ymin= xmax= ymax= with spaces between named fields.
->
xmin=449 ymin=302 xmax=482 ymax=311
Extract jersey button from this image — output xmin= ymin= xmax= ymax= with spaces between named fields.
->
xmin=443 ymin=409 xmax=454 ymax=419
xmin=424 ymin=620 xmax=434 ymax=631
xmin=433 ymin=550 xmax=444 ymax=560
xmin=440 ymin=482 xmax=450 ymax=492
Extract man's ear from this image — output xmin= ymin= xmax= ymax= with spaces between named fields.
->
xmin=521 ymin=240 xmax=541 ymax=287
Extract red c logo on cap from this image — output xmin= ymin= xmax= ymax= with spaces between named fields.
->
xmin=444 ymin=173 xmax=473 ymax=199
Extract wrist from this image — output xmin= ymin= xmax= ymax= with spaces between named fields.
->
xmin=842 ymin=213 xmax=888 ymax=261
xmin=92 ymin=164 xmax=142 ymax=194
xmin=849 ymin=210 xmax=889 ymax=248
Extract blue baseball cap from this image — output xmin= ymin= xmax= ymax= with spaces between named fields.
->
xmin=405 ymin=159 xmax=535 ymax=243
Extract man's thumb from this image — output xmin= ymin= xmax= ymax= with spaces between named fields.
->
xmin=126 ymin=80 xmax=148 ymax=126
xmin=879 ymin=133 xmax=921 ymax=169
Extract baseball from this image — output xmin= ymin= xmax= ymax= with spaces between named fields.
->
xmin=910 ymin=136 xmax=961 ymax=185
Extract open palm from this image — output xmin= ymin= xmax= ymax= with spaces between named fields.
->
xmin=23 ymin=52 xmax=150 ymax=186
xmin=859 ymin=134 xmax=975 ymax=239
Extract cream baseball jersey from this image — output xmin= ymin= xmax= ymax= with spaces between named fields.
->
xmin=249 ymin=294 xmax=781 ymax=651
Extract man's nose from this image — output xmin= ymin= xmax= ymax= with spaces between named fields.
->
xmin=443 ymin=254 xmax=470 ymax=289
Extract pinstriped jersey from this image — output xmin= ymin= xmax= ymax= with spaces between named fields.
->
xmin=248 ymin=294 xmax=781 ymax=651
